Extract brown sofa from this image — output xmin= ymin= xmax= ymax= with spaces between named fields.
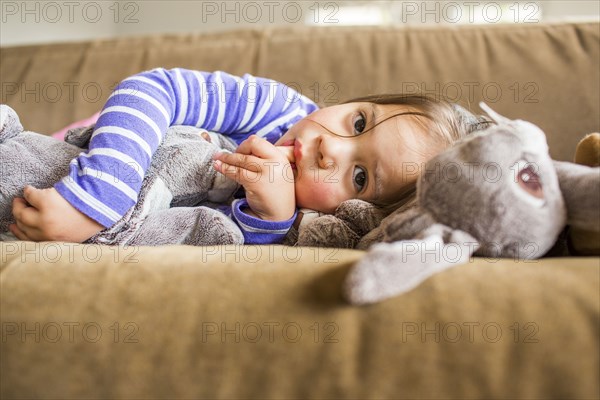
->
xmin=1 ymin=22 xmax=599 ymax=399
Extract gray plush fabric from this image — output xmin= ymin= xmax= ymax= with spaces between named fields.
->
xmin=415 ymin=113 xmax=566 ymax=259
xmin=0 ymin=104 xmax=243 ymax=246
xmin=342 ymin=104 xmax=600 ymax=304
xmin=294 ymin=200 xmax=386 ymax=248
xmin=0 ymin=106 xmax=82 ymax=234
xmin=293 ymin=103 xmax=600 ymax=305
xmin=553 ymin=160 xmax=600 ymax=232
xmin=344 ymin=225 xmax=479 ymax=304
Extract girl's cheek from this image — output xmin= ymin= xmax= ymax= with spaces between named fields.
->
xmin=295 ymin=166 xmax=345 ymax=212
xmin=311 ymin=183 xmax=340 ymax=212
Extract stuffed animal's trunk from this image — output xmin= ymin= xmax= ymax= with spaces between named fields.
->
xmin=553 ymin=160 xmax=600 ymax=255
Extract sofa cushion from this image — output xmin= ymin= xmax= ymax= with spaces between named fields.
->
xmin=1 ymin=242 xmax=598 ymax=399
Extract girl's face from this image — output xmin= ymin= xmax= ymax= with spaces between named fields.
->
xmin=275 ymin=102 xmax=439 ymax=213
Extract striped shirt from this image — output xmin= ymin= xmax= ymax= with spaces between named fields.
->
xmin=54 ymin=68 xmax=319 ymax=244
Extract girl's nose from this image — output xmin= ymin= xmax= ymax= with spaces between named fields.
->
xmin=318 ymin=134 xmax=351 ymax=170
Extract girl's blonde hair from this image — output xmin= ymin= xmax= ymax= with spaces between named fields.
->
xmin=341 ymin=93 xmax=492 ymax=213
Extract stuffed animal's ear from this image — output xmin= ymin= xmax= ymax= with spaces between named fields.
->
xmin=344 ymin=224 xmax=480 ymax=305
xmin=479 ymin=101 xmax=510 ymax=124
xmin=478 ymin=101 xmax=511 ymax=124
xmin=553 ymin=160 xmax=600 ymax=232
xmin=64 ymin=124 xmax=95 ymax=149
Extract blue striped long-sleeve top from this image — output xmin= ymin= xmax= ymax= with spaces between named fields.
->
xmin=54 ymin=68 xmax=319 ymax=244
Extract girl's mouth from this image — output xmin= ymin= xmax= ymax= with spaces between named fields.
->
xmin=276 ymin=139 xmax=302 ymax=164
xmin=293 ymin=140 xmax=302 ymax=163
xmin=275 ymin=142 xmax=297 ymax=170
xmin=279 ymin=139 xmax=295 ymax=147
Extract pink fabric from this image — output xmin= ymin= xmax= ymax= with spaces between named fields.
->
xmin=51 ymin=112 xmax=100 ymax=140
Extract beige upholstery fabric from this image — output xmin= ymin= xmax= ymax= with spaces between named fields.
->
xmin=1 ymin=242 xmax=599 ymax=399
xmin=1 ymin=23 xmax=599 ymax=160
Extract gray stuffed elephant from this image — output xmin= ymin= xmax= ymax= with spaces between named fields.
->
xmin=295 ymin=103 xmax=600 ymax=305
xmin=0 ymin=104 xmax=244 ymax=245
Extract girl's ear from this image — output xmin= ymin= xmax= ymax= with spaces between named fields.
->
xmin=344 ymin=223 xmax=480 ymax=305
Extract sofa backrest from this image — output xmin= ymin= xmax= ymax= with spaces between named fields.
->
xmin=1 ymin=22 xmax=598 ymax=161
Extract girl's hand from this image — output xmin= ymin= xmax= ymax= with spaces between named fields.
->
xmin=212 ymin=135 xmax=296 ymax=221
xmin=10 ymin=186 xmax=104 ymax=242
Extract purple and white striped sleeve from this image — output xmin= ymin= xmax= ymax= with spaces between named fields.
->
xmin=54 ymin=68 xmax=318 ymax=228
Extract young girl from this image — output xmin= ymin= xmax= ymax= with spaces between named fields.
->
xmin=9 ymin=68 xmax=486 ymax=244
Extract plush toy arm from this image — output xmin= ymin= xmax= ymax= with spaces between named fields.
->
xmin=334 ymin=199 xmax=387 ymax=236
xmin=553 ymin=160 xmax=600 ymax=232
xmin=355 ymin=201 xmax=427 ymax=250
xmin=344 ymin=224 xmax=480 ymax=305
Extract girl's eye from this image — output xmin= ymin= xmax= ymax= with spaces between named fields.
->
xmin=353 ymin=166 xmax=367 ymax=192
xmin=353 ymin=113 xmax=366 ymax=135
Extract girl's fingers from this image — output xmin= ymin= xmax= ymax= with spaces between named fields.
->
xmin=236 ymin=135 xmax=281 ymax=159
xmin=235 ymin=135 xmax=264 ymax=155
xmin=275 ymin=146 xmax=295 ymax=163
xmin=213 ymin=159 xmax=259 ymax=183
xmin=9 ymin=223 xmax=31 ymax=241
xmin=213 ymin=152 xmax=262 ymax=172
xmin=11 ymin=197 xmax=29 ymax=214
xmin=12 ymin=197 xmax=39 ymax=226
xmin=11 ymin=197 xmax=40 ymax=227
xmin=22 ymin=185 xmax=45 ymax=209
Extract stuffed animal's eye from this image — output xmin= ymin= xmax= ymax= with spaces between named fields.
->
xmin=517 ymin=165 xmax=543 ymax=199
